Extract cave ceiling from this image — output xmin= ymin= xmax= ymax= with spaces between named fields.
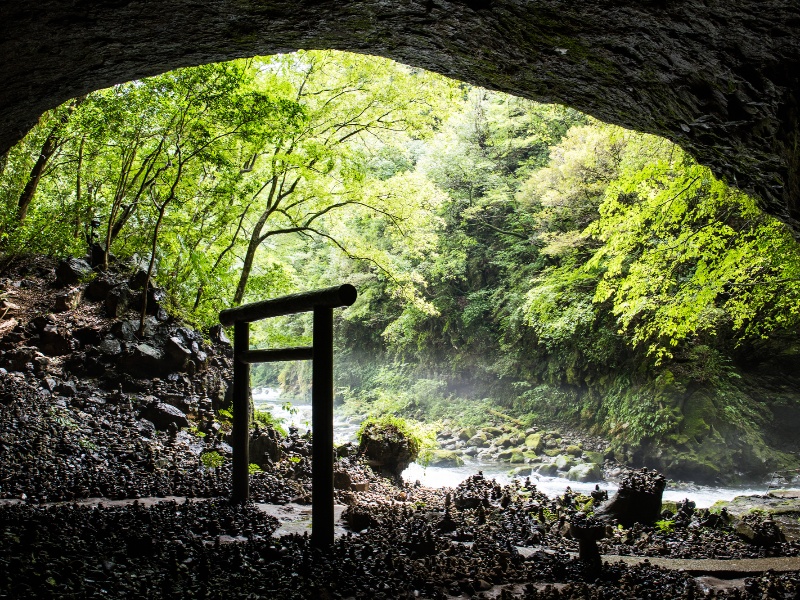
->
xmin=1 ymin=1 xmax=800 ymax=229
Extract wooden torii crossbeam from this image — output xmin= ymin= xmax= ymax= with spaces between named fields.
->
xmin=219 ymin=284 xmax=357 ymax=549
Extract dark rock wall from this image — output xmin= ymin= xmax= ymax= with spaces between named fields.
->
xmin=2 ymin=1 xmax=800 ymax=228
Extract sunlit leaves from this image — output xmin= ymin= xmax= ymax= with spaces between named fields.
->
xmin=529 ymin=123 xmax=800 ymax=363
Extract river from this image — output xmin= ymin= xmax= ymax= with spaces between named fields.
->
xmin=254 ymin=388 xmax=779 ymax=508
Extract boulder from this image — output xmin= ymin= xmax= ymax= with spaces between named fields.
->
xmin=121 ymin=343 xmax=166 ymax=377
xmin=467 ymin=433 xmax=488 ymax=448
xmin=458 ymin=426 xmax=477 ymax=441
xmin=595 ymin=468 xmax=666 ymax=528
xmin=535 ymin=463 xmax=559 ymax=477
xmin=192 ymin=349 xmax=208 ymax=370
xmin=106 ymin=285 xmax=130 ymax=318
xmin=509 ymin=451 xmax=525 ymax=464
xmin=54 ymin=287 xmax=83 ymax=312
xmin=565 ymin=444 xmax=583 ymax=457
xmin=583 ymin=450 xmax=605 ymax=465
xmin=87 ymin=243 xmax=110 ymax=268
xmin=4 ymin=346 xmax=37 ymax=371
xmin=497 ymin=448 xmax=515 ymax=461
xmin=496 ymin=435 xmax=514 ymax=448
xmin=482 ymin=426 xmax=503 ymax=438
xmin=208 ymin=324 xmax=230 ymax=346
xmin=249 ymin=429 xmax=283 ymax=467
xmin=73 ymin=326 xmax=102 ymax=347
xmin=55 ymin=380 xmax=78 ymax=397
xmin=734 ymin=517 xmax=786 ymax=547
xmin=143 ymin=286 xmax=166 ymax=316
xmin=129 ymin=269 xmax=149 ymax=290
xmin=98 ymin=337 xmax=122 ymax=356
xmin=525 ymin=432 xmax=544 ymax=452
xmin=567 ymin=463 xmax=603 ymax=482
xmin=86 ymin=275 xmax=118 ymax=301
xmin=334 ymin=469 xmax=352 ymax=490
xmin=54 ymin=258 xmax=91 ymax=287
xmin=38 ymin=323 xmax=75 ymax=356
xmin=421 ymin=448 xmax=464 ymax=467
xmin=139 ymin=400 xmax=189 ymax=430
xmin=161 ymin=393 xmax=199 ymax=416
xmin=165 ymin=336 xmax=192 ymax=371
xmin=358 ymin=420 xmax=419 ymax=478
xmin=137 ymin=418 xmax=156 ymax=438
xmin=510 ymin=467 xmax=532 ymax=477
xmin=555 ymin=455 xmax=577 ymax=471
xmin=111 ymin=319 xmax=136 ymax=341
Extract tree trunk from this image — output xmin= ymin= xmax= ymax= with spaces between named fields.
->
xmin=17 ymin=96 xmax=85 ymax=224
xmin=231 ymin=176 xmax=279 ymax=305
xmin=74 ymin=135 xmax=85 ymax=238
xmin=16 ymin=127 xmax=60 ymax=222
xmin=139 ymin=206 xmax=166 ymax=335
xmin=232 ymin=234 xmax=260 ymax=305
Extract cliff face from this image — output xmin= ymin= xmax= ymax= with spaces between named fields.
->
xmin=1 ymin=1 xmax=800 ymax=229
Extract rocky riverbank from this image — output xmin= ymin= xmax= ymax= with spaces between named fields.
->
xmin=431 ymin=425 xmax=613 ymax=485
xmin=2 ymin=254 xmax=800 ymax=598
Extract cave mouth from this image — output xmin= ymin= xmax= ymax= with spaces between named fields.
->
xmin=2 ymin=1 xmax=800 ymax=229
xmin=4 ymin=48 xmax=800 ymax=490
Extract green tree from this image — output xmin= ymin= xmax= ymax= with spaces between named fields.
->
xmin=223 ymin=51 xmax=453 ymax=307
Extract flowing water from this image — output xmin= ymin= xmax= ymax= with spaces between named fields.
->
xmin=254 ymin=388 xmax=783 ymax=509
xmin=253 ymin=388 xmax=361 ymax=444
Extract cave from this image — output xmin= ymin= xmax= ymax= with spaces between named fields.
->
xmin=1 ymin=1 xmax=800 ymax=230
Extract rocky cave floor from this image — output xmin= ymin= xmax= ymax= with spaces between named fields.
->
xmin=1 ymin=255 xmax=800 ymax=599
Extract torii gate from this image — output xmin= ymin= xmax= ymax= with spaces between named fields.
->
xmin=219 ymin=284 xmax=357 ymax=549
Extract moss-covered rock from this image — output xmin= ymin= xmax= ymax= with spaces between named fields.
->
xmin=565 ymin=444 xmax=582 ymax=457
xmin=567 ymin=463 xmax=602 ymax=482
xmin=535 ymin=463 xmax=559 ymax=477
xmin=555 ymin=455 xmax=577 ymax=471
xmin=420 ymin=448 xmax=464 ymax=467
xmin=467 ymin=433 xmax=488 ymax=448
xmin=458 ymin=426 xmax=477 ymax=441
xmin=482 ymin=426 xmax=504 ymax=438
xmin=497 ymin=448 xmax=515 ymax=461
xmin=358 ymin=416 xmax=422 ymax=477
xmin=583 ymin=450 xmax=604 ymax=465
xmin=525 ymin=432 xmax=544 ymax=452
xmin=509 ymin=451 xmax=525 ymax=464
xmin=495 ymin=435 xmax=514 ymax=448
xmin=510 ymin=466 xmax=533 ymax=477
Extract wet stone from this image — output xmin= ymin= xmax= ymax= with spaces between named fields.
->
xmin=54 ymin=258 xmax=91 ymax=287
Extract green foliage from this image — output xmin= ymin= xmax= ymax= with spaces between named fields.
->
xmin=200 ymin=451 xmax=225 ymax=468
xmin=79 ymin=438 xmax=98 ymax=452
xmin=248 ymin=463 xmax=262 ymax=474
xmin=654 ymin=519 xmax=675 ymax=534
xmin=187 ymin=426 xmax=206 ymax=438
xmin=252 ymin=408 xmax=287 ymax=436
xmin=356 ymin=414 xmax=436 ymax=458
